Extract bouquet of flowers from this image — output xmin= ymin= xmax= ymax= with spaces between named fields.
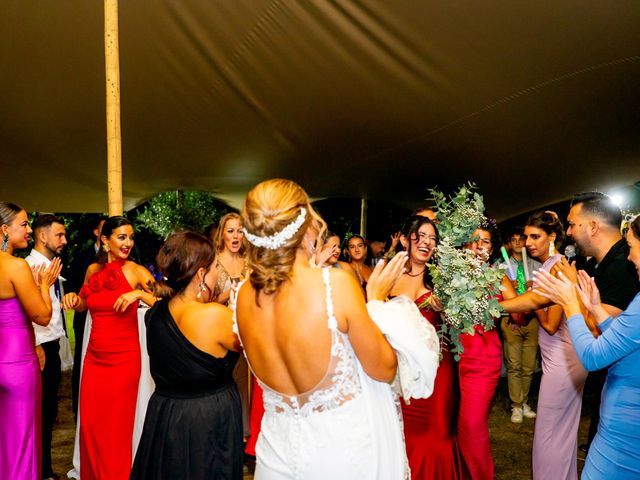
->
xmin=425 ymin=184 xmax=505 ymax=359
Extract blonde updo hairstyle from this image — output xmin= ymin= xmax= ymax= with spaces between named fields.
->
xmin=214 ymin=212 xmax=246 ymax=255
xmin=242 ymin=179 xmax=326 ymax=298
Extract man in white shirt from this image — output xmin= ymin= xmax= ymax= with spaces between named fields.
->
xmin=26 ymin=214 xmax=67 ymax=480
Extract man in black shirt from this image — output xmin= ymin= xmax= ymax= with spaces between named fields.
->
xmin=566 ymin=192 xmax=640 ymax=451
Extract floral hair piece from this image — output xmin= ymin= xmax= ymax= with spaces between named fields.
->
xmin=243 ymin=207 xmax=307 ymax=250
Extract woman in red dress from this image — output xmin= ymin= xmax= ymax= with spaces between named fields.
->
xmin=63 ymin=216 xmax=157 ymax=480
xmin=390 ymin=215 xmax=464 ymax=479
xmin=457 ymin=225 xmax=516 ymax=479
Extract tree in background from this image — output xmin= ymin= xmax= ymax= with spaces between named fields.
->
xmin=134 ymin=190 xmax=232 ymax=240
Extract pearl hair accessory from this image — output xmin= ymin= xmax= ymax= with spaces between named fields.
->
xmin=243 ymin=207 xmax=307 ymax=250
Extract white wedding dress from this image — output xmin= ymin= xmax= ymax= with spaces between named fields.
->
xmin=234 ymin=268 xmax=440 ymax=480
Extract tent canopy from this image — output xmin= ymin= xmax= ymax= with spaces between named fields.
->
xmin=3 ymin=1 xmax=640 ymax=219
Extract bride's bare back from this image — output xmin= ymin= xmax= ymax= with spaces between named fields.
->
xmin=236 ymin=262 xmax=397 ymax=395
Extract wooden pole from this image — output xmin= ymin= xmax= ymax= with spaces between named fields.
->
xmin=104 ymin=0 xmax=123 ymax=216
xmin=360 ymin=198 xmax=367 ymax=238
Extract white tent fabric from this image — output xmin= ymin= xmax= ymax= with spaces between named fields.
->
xmin=2 ymin=1 xmax=640 ymax=219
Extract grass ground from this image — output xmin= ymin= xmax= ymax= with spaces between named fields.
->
xmin=52 ymin=373 xmax=589 ymax=479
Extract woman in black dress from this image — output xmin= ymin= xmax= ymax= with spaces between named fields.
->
xmin=130 ymin=232 xmax=243 ymax=479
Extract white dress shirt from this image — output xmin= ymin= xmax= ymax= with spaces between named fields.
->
xmin=25 ymin=249 xmax=66 ymax=345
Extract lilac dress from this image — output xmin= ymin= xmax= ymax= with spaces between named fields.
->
xmin=0 ymin=297 xmax=41 ymax=479
xmin=532 ymin=255 xmax=588 ymax=479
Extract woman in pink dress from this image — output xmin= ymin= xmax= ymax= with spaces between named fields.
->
xmin=502 ymin=211 xmax=588 ymax=479
xmin=457 ymin=224 xmax=516 ymax=480
xmin=0 ymin=202 xmax=61 ymax=479
xmin=390 ymin=215 xmax=464 ymax=479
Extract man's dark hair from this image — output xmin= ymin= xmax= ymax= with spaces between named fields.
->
xmin=570 ymin=192 xmax=622 ymax=228
xmin=505 ymin=226 xmax=525 ymax=243
xmin=32 ymin=214 xmax=64 ymax=233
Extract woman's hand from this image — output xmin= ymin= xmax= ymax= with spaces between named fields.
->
xmin=576 ymin=270 xmax=603 ymax=317
xmin=39 ymin=258 xmax=62 ymax=288
xmin=35 ymin=345 xmax=46 ymax=371
xmin=532 ymin=269 xmax=581 ymax=316
xmin=113 ymin=290 xmax=141 ymax=313
xmin=550 ymin=257 xmax=578 ymax=284
xmin=389 ymin=232 xmax=401 ymax=250
xmin=366 ymin=251 xmax=407 ymax=301
xmin=428 ymin=293 xmax=444 ymax=312
xmin=62 ymin=292 xmax=81 ymax=311
xmin=313 ymin=244 xmax=338 ymax=268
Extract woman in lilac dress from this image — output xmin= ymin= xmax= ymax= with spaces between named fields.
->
xmin=0 ymin=202 xmax=61 ymax=479
xmin=502 ymin=211 xmax=588 ymax=480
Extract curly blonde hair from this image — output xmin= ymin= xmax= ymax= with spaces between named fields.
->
xmin=242 ymin=179 xmax=326 ymax=297
xmin=214 ymin=212 xmax=246 ymax=255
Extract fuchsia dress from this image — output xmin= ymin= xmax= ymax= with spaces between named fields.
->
xmin=457 ymin=301 xmax=502 ymax=479
xmin=0 ymin=297 xmax=41 ymax=479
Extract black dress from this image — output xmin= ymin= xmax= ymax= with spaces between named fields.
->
xmin=130 ymin=300 xmax=243 ymax=480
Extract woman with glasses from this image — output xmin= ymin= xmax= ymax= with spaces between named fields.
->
xmin=390 ymin=215 xmax=464 ymax=479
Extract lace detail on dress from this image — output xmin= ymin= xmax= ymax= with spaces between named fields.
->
xmin=259 ymin=268 xmax=362 ymax=417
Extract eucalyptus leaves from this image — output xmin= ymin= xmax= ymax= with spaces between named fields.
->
xmin=426 ymin=184 xmax=505 ymax=359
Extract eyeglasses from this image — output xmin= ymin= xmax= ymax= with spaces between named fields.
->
xmin=411 ymin=233 xmax=437 ymax=244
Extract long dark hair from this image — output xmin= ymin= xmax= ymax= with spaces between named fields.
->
xmin=526 ymin=210 xmax=565 ymax=251
xmin=97 ymin=216 xmax=133 ymax=263
xmin=402 ymin=215 xmax=438 ymax=289
xmin=154 ymin=231 xmax=216 ymax=300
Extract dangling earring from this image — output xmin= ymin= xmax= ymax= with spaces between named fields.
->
xmin=548 ymin=242 xmax=556 ymax=256
xmin=1 ymin=234 xmax=8 ymax=252
xmin=196 ymin=281 xmax=206 ymax=300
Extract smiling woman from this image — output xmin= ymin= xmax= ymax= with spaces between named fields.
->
xmin=61 ymin=216 xmax=157 ymax=480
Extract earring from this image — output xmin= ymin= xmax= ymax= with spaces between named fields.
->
xmin=548 ymin=242 xmax=556 ymax=256
xmin=102 ymin=244 xmax=110 ymax=253
xmin=196 ymin=281 xmax=206 ymax=300
xmin=1 ymin=234 xmax=8 ymax=252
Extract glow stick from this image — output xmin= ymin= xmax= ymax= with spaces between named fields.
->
xmin=522 ymin=247 xmax=531 ymax=282
xmin=500 ymin=246 xmax=515 ymax=279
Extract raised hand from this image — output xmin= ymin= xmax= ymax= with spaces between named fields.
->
xmin=389 ymin=232 xmax=401 ymax=250
xmin=366 ymin=251 xmax=407 ymax=301
xmin=576 ymin=270 xmax=601 ymax=315
xmin=532 ymin=269 xmax=578 ymax=308
xmin=39 ymin=257 xmax=62 ymax=288
xmin=550 ymin=257 xmax=578 ymax=284
xmin=313 ymin=244 xmax=338 ymax=267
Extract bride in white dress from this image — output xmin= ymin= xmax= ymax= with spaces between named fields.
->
xmin=234 ymin=179 xmax=440 ymax=479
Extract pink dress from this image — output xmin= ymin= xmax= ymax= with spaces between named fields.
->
xmin=532 ymin=255 xmax=587 ymax=479
xmin=457 ymin=325 xmax=502 ymax=479
xmin=0 ymin=297 xmax=41 ymax=479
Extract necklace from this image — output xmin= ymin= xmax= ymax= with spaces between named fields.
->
xmin=405 ymin=268 xmax=426 ymax=277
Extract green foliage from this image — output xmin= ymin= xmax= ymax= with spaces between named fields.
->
xmin=429 ymin=183 xmax=485 ymax=246
xmin=426 ymin=184 xmax=505 ymax=359
xmin=134 ymin=191 xmax=230 ymax=240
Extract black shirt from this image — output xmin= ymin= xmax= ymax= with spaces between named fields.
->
xmin=584 ymin=239 xmax=640 ymax=311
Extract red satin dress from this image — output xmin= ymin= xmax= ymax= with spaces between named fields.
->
xmin=79 ymin=260 xmax=140 ymax=480
xmin=245 ymin=376 xmax=264 ymax=456
xmin=401 ymin=292 xmax=464 ymax=479
xmin=457 ymin=299 xmax=502 ymax=480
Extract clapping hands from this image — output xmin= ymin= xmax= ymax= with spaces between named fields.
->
xmin=366 ymin=251 xmax=407 ymax=301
